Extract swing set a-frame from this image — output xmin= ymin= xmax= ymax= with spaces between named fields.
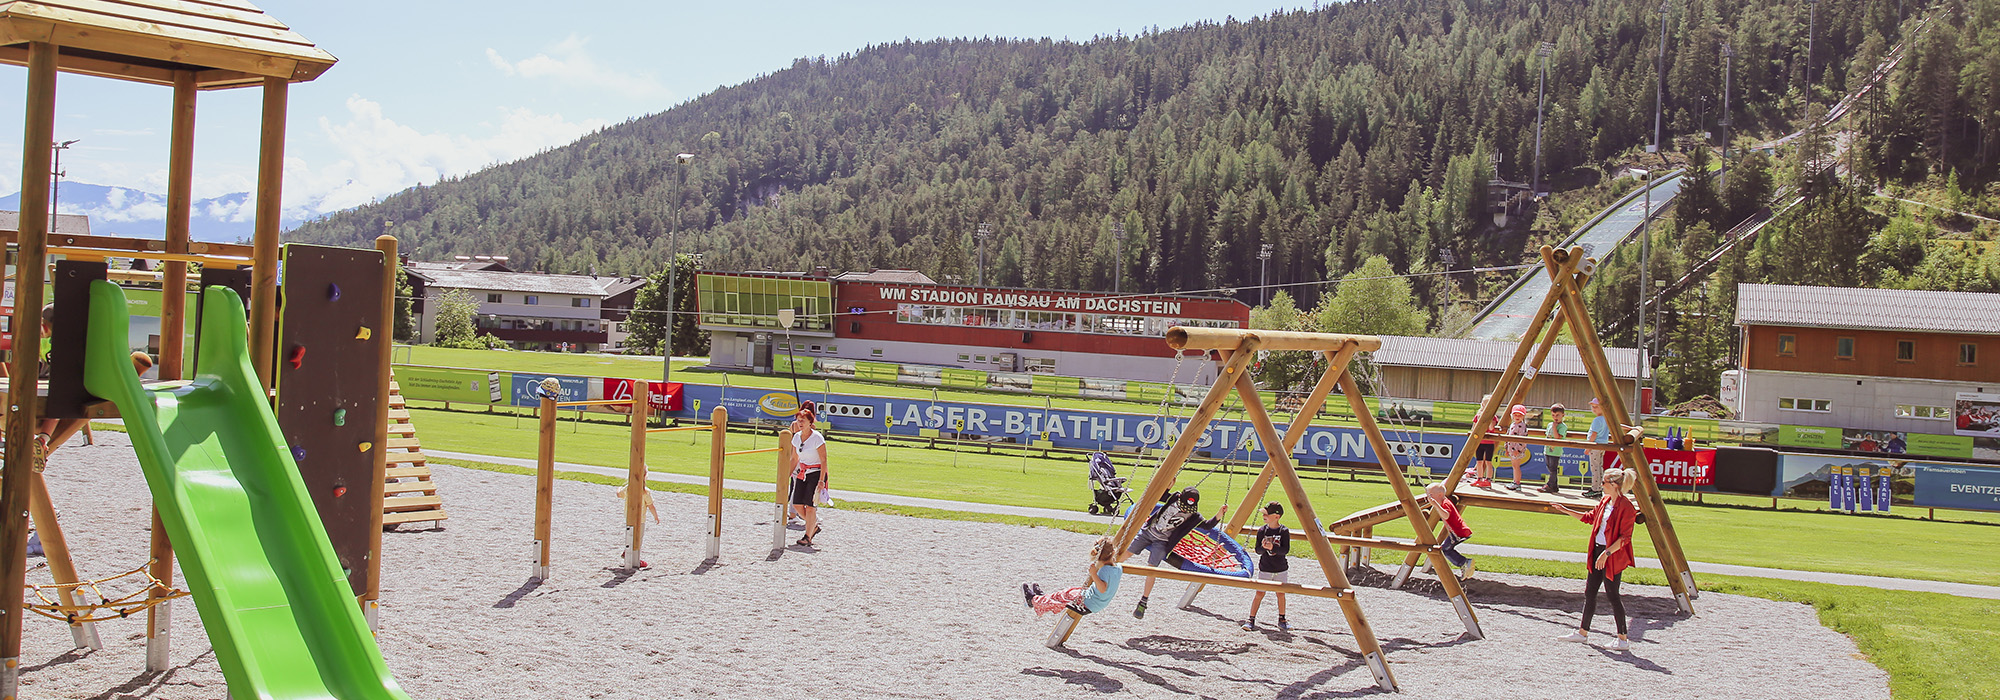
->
xmin=1048 ymin=246 xmax=1696 ymax=694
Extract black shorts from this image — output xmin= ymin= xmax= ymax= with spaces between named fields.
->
xmin=1475 ymin=442 xmax=1495 ymax=461
xmin=790 ymin=470 xmax=822 ymax=507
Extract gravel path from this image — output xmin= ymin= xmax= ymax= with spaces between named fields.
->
xmin=26 ymin=433 xmax=1888 ymax=699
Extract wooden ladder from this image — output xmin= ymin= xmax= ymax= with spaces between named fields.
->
xmin=383 ymin=376 xmax=448 ymax=527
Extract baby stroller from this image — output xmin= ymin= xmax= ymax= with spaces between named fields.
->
xmin=1086 ymin=452 xmax=1131 ymax=516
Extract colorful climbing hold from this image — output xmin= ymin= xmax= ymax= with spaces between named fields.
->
xmin=328 ymin=283 xmax=342 ymax=301
xmin=287 ymin=345 xmax=306 ymax=369
xmin=355 ymin=326 xmax=373 ymax=340
xmin=358 ymin=441 xmax=373 ymax=452
xmin=333 ymin=408 xmax=347 ymax=426
xmin=292 ymin=445 xmax=307 ymax=461
xmin=333 ymin=485 xmax=348 ymax=498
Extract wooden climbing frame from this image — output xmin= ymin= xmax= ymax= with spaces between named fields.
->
xmin=1333 ymin=246 xmax=1699 ymax=613
xmin=1065 ymin=327 xmax=1483 ymax=693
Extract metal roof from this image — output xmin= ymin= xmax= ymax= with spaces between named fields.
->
xmin=0 ymin=0 xmax=337 ymax=89
xmin=410 ymin=267 xmax=626 ymax=297
xmin=1735 ymin=283 xmax=2000 ymax=335
xmin=834 ymin=269 xmax=937 ymax=284
xmin=0 ymin=210 xmax=88 ymax=235
xmin=1371 ymin=335 xmax=1644 ymax=380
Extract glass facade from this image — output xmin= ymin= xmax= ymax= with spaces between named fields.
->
xmin=697 ymin=274 xmax=833 ymax=331
xmin=893 ymin=303 xmax=1235 ymax=337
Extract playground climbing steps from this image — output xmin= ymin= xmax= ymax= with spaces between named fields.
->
xmin=382 ymin=376 xmax=448 ymax=527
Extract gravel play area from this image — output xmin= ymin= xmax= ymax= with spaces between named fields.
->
xmin=26 ymin=432 xmax=1888 ymax=699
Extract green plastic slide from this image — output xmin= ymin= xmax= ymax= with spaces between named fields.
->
xmin=83 ymin=281 xmax=409 ymax=700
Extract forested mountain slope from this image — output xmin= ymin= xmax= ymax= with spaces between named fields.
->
xmin=289 ymin=0 xmax=1917 ymax=308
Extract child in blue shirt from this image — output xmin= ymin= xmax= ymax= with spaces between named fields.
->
xmin=1024 ymin=537 xmax=1122 ymax=616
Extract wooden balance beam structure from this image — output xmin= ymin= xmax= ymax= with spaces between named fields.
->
xmin=1059 ymin=328 xmax=1477 ymax=693
xmin=1334 ymin=246 xmax=1698 ymax=614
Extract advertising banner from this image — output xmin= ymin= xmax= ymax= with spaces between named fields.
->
xmin=1644 ymin=448 xmax=1714 ymax=487
xmin=663 ymin=384 xmax=1475 ymax=471
xmin=1906 ymin=432 xmax=1975 ymax=460
xmin=601 ymin=378 xmax=685 ymax=413
xmin=397 ymin=366 xmax=503 ymax=403
xmin=1954 ymin=392 xmax=2000 ymax=438
xmin=1907 ymin=461 xmax=2000 ymax=510
xmin=1777 ymin=425 xmax=1842 ymax=449
xmin=508 ymin=373 xmax=591 ymax=410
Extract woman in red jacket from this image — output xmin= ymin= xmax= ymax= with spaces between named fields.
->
xmin=1553 ymin=468 xmax=1637 ymax=650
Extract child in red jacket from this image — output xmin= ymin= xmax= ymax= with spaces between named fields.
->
xmin=1554 ymin=468 xmax=1638 ymax=650
xmin=1423 ymin=482 xmax=1474 ymax=579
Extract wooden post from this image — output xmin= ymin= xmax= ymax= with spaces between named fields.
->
xmin=1547 ymin=248 xmax=1696 ymax=611
xmin=533 ymin=395 xmax=556 ymax=580
xmin=1184 ymin=345 xmax=1357 ymax=611
xmin=248 ymin=77 xmax=289 ymax=391
xmin=27 ymin=470 xmax=100 ymax=650
xmin=2 ymin=42 xmax=58 ymax=700
xmin=708 ymin=405 xmax=726 ymax=561
xmin=1230 ymin=371 xmax=1396 ymax=692
xmin=770 ymin=418 xmax=796 ymax=553
xmin=623 ymin=383 xmax=650 ymax=570
xmin=365 ymin=236 xmax=396 ymax=628
xmin=1106 ymin=349 xmax=1258 ymax=553
xmin=1341 ymin=371 xmax=1481 ymax=640
xmin=145 ymin=67 xmax=199 ymax=670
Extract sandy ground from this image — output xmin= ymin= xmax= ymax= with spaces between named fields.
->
xmin=25 ymin=433 xmax=1888 ymax=699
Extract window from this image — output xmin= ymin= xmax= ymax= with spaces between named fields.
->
xmin=825 ymin=345 xmax=837 ymax=353
xmin=810 ymin=344 xmax=823 ymax=352
xmin=525 ymin=295 xmax=539 ymax=305
xmin=1776 ymin=334 xmax=1797 ymax=356
xmin=1895 ymin=404 xmax=1951 ymax=420
xmin=1897 ymin=340 xmax=1915 ymax=361
xmin=1963 ymin=343 xmax=1979 ymax=366
xmin=487 ymin=293 xmax=503 ymax=303
xmin=1835 ymin=337 xmax=1854 ymax=359
xmin=1778 ymin=397 xmax=1832 ymax=413
xmin=572 ymin=298 xmax=592 ymax=308
xmin=871 ymin=348 xmax=884 ymax=358
xmin=957 ymin=354 xmax=971 ymax=363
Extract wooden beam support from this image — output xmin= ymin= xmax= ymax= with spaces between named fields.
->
xmin=2 ymin=42 xmax=58 ymax=699
xmin=1165 ymin=326 xmax=1381 ymax=352
xmin=624 ymin=381 xmax=649 ymax=570
xmin=364 ymin=236 xmax=396 ymax=626
xmin=1119 ymin=564 xmax=1352 ymax=600
xmin=532 ymin=395 xmax=556 ymax=580
xmin=248 ymin=76 xmax=286 ymax=391
xmin=707 ymin=405 xmax=725 ymax=561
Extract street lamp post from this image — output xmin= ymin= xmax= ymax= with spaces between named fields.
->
xmin=1633 ymin=168 xmax=1652 ymax=413
xmin=1720 ymin=42 xmax=1734 ymax=185
xmin=1532 ymin=42 xmax=1554 ymax=197
xmin=1805 ymin=0 xmax=1818 ymax=114
xmin=1111 ymin=222 xmax=1126 ymax=293
xmin=50 ymin=139 xmax=78 ymax=233
xmin=975 ymin=222 xmax=992 ymax=287
xmin=1651 ymin=1 xmax=1668 ymax=153
xmin=1257 ymin=243 xmax=1274 ymax=307
xmin=663 ymin=153 xmax=695 ymax=387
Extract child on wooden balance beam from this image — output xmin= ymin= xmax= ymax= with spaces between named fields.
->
xmin=1022 ymin=537 xmax=1122 ymax=617
xmin=1117 ymin=486 xmax=1227 ymax=619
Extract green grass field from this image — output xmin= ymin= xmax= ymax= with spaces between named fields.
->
xmin=428 ymin=445 xmax=1999 ymax=700
xmin=409 ymin=403 xmax=2000 ymax=587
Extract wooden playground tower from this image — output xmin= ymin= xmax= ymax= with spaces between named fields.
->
xmin=0 ymin=2 xmax=338 ymax=696
xmin=1327 ymin=245 xmax=1699 ymax=614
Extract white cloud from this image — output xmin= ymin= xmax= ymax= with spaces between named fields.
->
xmin=486 ymin=34 xmax=671 ymax=100
xmin=282 ymin=95 xmax=605 ymax=216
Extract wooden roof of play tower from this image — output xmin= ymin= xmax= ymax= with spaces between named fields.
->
xmin=0 ymin=0 xmax=336 ymax=89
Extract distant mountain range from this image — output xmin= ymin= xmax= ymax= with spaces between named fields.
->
xmin=0 ymin=182 xmax=308 ymax=242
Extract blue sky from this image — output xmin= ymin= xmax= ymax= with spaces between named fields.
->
xmin=0 ymin=0 xmax=1308 ymax=223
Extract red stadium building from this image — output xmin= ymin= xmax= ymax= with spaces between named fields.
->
xmin=696 ymin=269 xmax=1248 ymax=384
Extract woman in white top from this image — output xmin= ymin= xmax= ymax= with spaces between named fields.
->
xmin=789 ymin=402 xmax=829 ymax=547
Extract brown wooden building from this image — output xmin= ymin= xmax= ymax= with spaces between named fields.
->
xmin=1734 ymin=284 xmax=2000 ymax=433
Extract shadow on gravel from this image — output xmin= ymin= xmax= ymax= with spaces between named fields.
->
xmin=1055 ymin=646 xmax=1210 ymax=697
xmin=1596 ymin=647 xmax=1674 ymax=674
xmin=689 ymin=559 xmax=719 ymax=575
xmin=493 ymin=579 xmax=543 ymax=608
xmin=1125 ymin=635 xmax=1252 ymax=662
xmin=600 ymin=568 xmax=636 ymax=588
xmin=1020 ymin=666 xmax=1125 ymax=693
xmin=84 ymin=650 xmax=214 ymax=700
xmin=23 ymin=647 xmax=91 ymax=672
